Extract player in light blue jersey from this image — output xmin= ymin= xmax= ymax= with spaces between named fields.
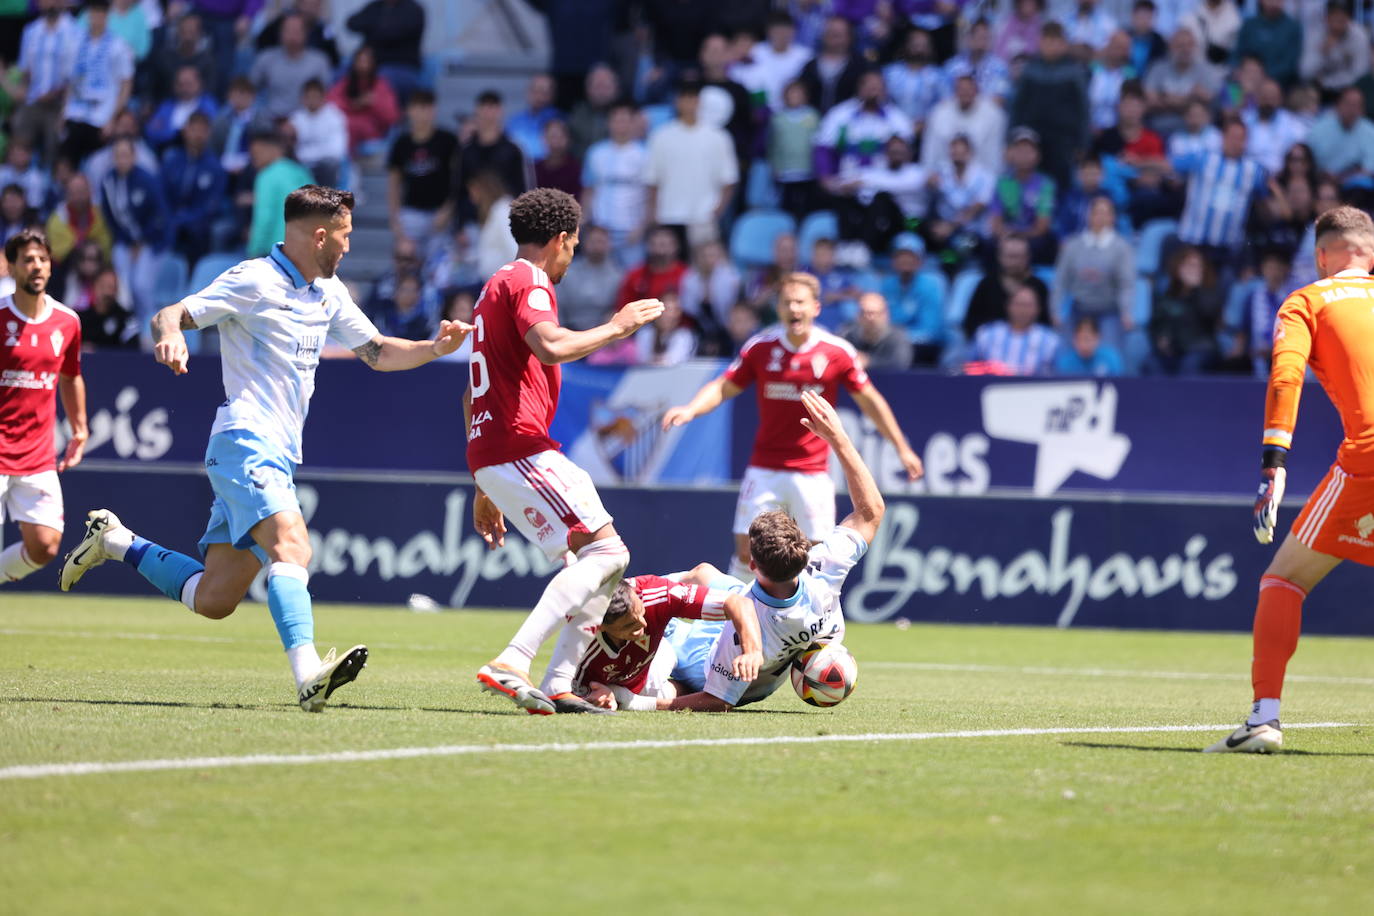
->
xmin=59 ymin=186 xmax=472 ymax=711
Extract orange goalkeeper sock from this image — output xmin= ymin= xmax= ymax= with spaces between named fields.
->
xmin=1250 ymin=575 xmax=1305 ymax=714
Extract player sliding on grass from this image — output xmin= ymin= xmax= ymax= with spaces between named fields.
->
xmin=581 ymin=390 xmax=882 ymax=711
xmin=464 ymin=187 xmax=665 ymax=715
xmin=662 ymin=274 xmax=921 ymax=583
xmin=60 ymin=185 xmax=472 ymax=712
xmin=1208 ymin=205 xmax=1374 ymax=753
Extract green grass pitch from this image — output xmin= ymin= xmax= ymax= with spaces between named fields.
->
xmin=2 ymin=595 xmax=1372 ymax=915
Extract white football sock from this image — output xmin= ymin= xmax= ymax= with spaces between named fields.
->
xmin=0 ymin=543 xmax=43 ymax=582
xmin=180 ymin=572 xmax=203 ymax=612
xmin=286 ymin=643 xmax=322 ymax=688
xmin=539 ymin=575 xmax=618 ymax=696
xmin=495 ymin=536 xmax=629 ymax=676
xmin=727 ymin=555 xmax=753 ymax=583
xmin=103 ymin=524 xmax=134 ymax=562
xmin=1247 ymin=698 xmax=1281 ymax=726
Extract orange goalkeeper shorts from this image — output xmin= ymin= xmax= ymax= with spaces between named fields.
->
xmin=1291 ymin=463 xmax=1374 ymax=565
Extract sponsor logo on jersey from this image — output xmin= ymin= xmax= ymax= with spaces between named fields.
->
xmin=763 ymin=381 xmax=824 ymax=402
xmin=1359 ymin=514 xmax=1374 ymax=539
xmin=523 ymin=506 xmax=555 ymax=541
xmin=0 ymin=369 xmax=57 ymax=390
xmin=710 ymin=662 xmax=741 ymax=682
xmin=981 ymin=381 xmax=1132 ymax=496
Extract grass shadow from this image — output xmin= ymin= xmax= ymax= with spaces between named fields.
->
xmin=1064 ymin=740 xmax=1374 ymax=758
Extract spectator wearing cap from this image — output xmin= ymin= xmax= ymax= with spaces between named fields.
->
xmin=506 ymin=73 xmax=562 ymax=162
xmin=643 ymin=81 xmax=738 ymax=252
xmin=968 ymin=284 xmax=1059 ymax=376
xmin=250 ymin=12 xmax=333 ymax=119
xmin=345 ymin=0 xmax=426 ymax=103
xmin=387 ymin=89 xmax=459 ymax=250
xmin=1173 ymin=118 xmax=1266 ymax=274
xmin=101 ymin=136 xmax=167 ymax=330
xmin=797 ymin=15 xmax=865 ymax=114
xmin=877 ymin=233 xmax=944 ymax=365
xmin=1143 ymin=26 xmax=1222 ymax=138
xmin=1301 ymin=2 xmax=1368 ymax=102
xmin=1305 ymin=86 xmax=1374 ymax=181
xmin=1052 ymin=316 xmax=1123 ymax=376
xmin=60 ymin=0 xmax=134 ymax=168
xmin=1235 ymin=0 xmax=1303 ymax=88
xmin=456 ymin=90 xmax=529 ymax=227
xmin=1244 ymin=78 xmax=1308 ymax=174
xmin=922 ymin=75 xmax=1006 ymax=177
xmin=839 ymin=292 xmax=912 ymax=371
xmin=557 ymin=224 xmax=625 ymax=332
xmin=990 ymin=128 xmax=1058 ymax=264
xmin=1008 ymin=22 xmax=1089 ymax=190
xmin=246 ymin=129 xmax=314 ymax=257
xmin=1052 ymin=195 xmax=1136 ymax=353
xmin=162 ymin=110 xmax=227 ymax=266
xmin=145 ymin=65 xmax=220 ymax=152
xmin=289 ymin=79 xmax=349 ymax=188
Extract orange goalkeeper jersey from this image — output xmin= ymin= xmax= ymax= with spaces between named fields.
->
xmin=1263 ymin=269 xmax=1374 ymax=474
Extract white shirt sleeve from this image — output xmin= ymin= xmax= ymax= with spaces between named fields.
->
xmin=182 ymin=262 xmax=260 ymax=327
xmin=325 ymin=283 xmax=381 ymax=349
xmin=806 ymin=526 xmax=869 ymax=594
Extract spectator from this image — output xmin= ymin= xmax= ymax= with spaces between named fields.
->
xmin=990 ymin=128 xmax=1058 ymax=264
xmin=187 ymin=0 xmax=256 ymax=103
xmin=1273 ymin=141 xmax=1319 ymax=194
xmin=1235 ymin=0 xmax=1303 ymax=88
xmin=1095 ymin=82 xmax=1165 ymax=163
xmin=929 ymin=134 xmax=996 ymax=263
xmin=60 ymin=0 xmax=133 ymax=168
xmin=84 ymin=109 xmax=160 ymax=204
xmin=815 ymin=69 xmax=911 ymax=186
xmin=465 ymin=169 xmax=516 ymax=281
xmin=255 ymin=0 xmax=340 ymax=68
xmin=1089 ymin=30 xmax=1136 ymax=132
xmin=643 ymin=80 xmax=738 ymax=251
xmin=1252 ymin=170 xmax=1312 ymax=258
xmin=506 ymin=73 xmax=562 ymax=162
xmin=1306 ymin=86 xmax=1374 ymax=180
xmin=386 ymin=89 xmax=459 ymax=250
xmin=617 ymin=225 xmax=686 ymax=309
xmin=636 ymin=290 xmax=698 ymax=366
xmin=162 ymin=111 xmax=226 ymax=266
xmin=1052 ymin=195 xmax=1135 ymax=346
xmin=964 ymin=234 xmax=1050 ymax=338
xmin=568 ymin=64 xmax=619 ymax=158
xmin=768 ymin=79 xmax=820 ymax=222
xmin=145 ymin=65 xmax=219 ymax=152
xmin=101 ymin=136 xmax=166 ymax=327
xmin=581 ymin=100 xmax=649 ymax=265
xmin=345 ymin=0 xmax=426 ymax=103
xmin=696 ymin=33 xmax=755 ymax=173
xmin=839 ymin=292 xmax=912 ymax=371
xmin=1010 ymin=23 xmax=1090 ymax=190
xmin=1249 ymin=248 xmax=1292 ymax=377
xmin=1167 ymin=98 xmax=1222 ymax=161
xmin=54 ymin=239 xmax=108 ymax=312
xmin=726 ymin=301 xmax=761 ymax=354
xmin=1174 ymin=118 xmax=1265 ymax=275
xmin=45 ymin=173 xmax=111 ymax=263
xmin=211 ymin=75 xmax=268 ymax=178
xmin=807 ymin=236 xmax=862 ymax=328
xmin=734 ymin=10 xmax=812 ymax=111
xmin=1054 ymin=155 xmax=1110 ymax=238
xmin=79 ymin=266 xmax=134 ymax=348
xmin=436 ymin=287 xmax=476 ymax=360
xmin=328 ymin=46 xmax=400 ymax=158
xmin=0 ymin=142 xmax=47 ymax=210
xmin=1180 ymin=0 xmax=1242 ymax=67
xmin=1125 ymin=0 xmax=1167 ymax=76
xmin=1244 ymin=78 xmax=1308 ymax=174
xmin=534 ymin=119 xmax=581 ymax=199
xmin=1053 ymin=316 xmax=1123 ymax=375
xmin=834 ymin=135 xmax=927 ymax=255
xmin=456 ymin=90 xmax=528 ymax=226
xmin=151 ymin=12 xmax=217 ymax=100
xmin=923 ymin=75 xmax=1006 ymax=177
xmin=363 ymin=235 xmax=424 ymax=318
xmin=878 ymin=233 xmax=944 ymax=364
xmin=12 ymin=0 xmax=81 ymax=166
xmin=557 ymin=223 xmax=624 ymax=331
xmin=1066 ymin=0 xmax=1118 ymax=58
xmin=943 ymin=18 xmax=1010 ymax=103
xmin=883 ymin=28 xmax=945 ymax=135
xmin=797 ymin=16 xmax=864 ymax=113
xmin=372 ymin=273 xmax=433 ymax=341
xmin=744 ymin=231 xmax=799 ymax=313
xmin=529 ymin=0 xmax=618 ymax=110
xmin=995 ymin=0 xmax=1045 ymax=64
xmin=1143 ymin=26 xmax=1222 ymax=138
xmin=250 ymin=12 xmax=333 ymax=119
xmin=968 ymin=284 xmax=1059 ymax=375
xmin=289 ymin=79 xmax=348 ymax=188
xmin=1288 ymin=178 xmax=1339 ymax=289
xmin=1217 ymin=54 xmax=1265 ymax=118
xmin=1302 ymin=2 xmax=1367 ymax=101
xmin=100 ymin=0 xmax=151 ymax=64
xmin=679 ymin=238 xmax=741 ymax=354
xmin=246 ymin=129 xmax=313 ymax=257
xmin=0 ymin=183 xmax=32 ymax=244
xmin=1149 ymin=245 xmax=1223 ymax=375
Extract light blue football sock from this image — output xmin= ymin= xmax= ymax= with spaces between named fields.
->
xmin=267 ymin=562 xmax=314 ymax=650
xmin=127 ymin=536 xmax=205 ymax=602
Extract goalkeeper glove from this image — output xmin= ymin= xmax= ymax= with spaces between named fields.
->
xmin=1253 ymin=446 xmax=1288 ymax=545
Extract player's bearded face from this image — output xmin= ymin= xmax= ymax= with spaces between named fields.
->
xmin=317 ymin=214 xmax=352 ymax=278
xmin=548 ymin=230 xmax=579 ymax=284
xmin=13 ymin=244 xmax=50 ymax=295
xmin=601 ymin=599 xmax=647 ymax=642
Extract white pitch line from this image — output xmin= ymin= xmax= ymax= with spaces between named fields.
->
xmin=0 ymin=723 xmax=1355 ymax=781
xmin=866 ymin=661 xmax=1374 ymax=687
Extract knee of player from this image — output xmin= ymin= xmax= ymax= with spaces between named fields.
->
xmin=26 ymin=539 xmax=60 ymax=566
xmin=195 ymin=593 xmax=239 ymax=619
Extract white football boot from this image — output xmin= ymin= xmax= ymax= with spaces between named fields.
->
xmin=1204 ymin=720 xmax=1283 ymax=754
xmin=298 ymin=645 xmax=369 ymax=712
xmin=60 ymin=509 xmax=133 ymax=591
xmin=477 ymin=662 xmax=556 ymax=715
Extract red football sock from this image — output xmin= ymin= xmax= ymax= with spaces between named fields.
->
xmin=1251 ymin=575 xmax=1306 ymax=701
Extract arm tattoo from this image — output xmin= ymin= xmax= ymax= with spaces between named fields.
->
xmin=353 ymin=339 xmax=382 ymax=367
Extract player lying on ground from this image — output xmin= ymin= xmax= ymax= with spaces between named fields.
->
xmin=662 ymin=272 xmax=920 ymax=583
xmin=583 ymin=390 xmax=884 ymax=711
xmin=464 ymin=187 xmax=664 ymax=716
xmin=1 ymin=229 xmax=87 ymax=584
xmin=1208 ymin=205 xmax=1374 ymax=753
xmin=571 ymin=574 xmax=763 ymax=711
xmin=60 ymin=186 xmax=472 ymax=712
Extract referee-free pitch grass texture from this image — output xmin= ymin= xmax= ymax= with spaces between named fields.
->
xmin=2 ymin=596 xmax=1372 ymax=916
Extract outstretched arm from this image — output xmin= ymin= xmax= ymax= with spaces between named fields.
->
xmin=662 ymin=376 xmax=745 ymax=430
xmin=352 ymin=320 xmax=474 ymax=371
xmin=801 ymin=390 xmax=885 ymax=544
xmin=850 ymin=384 xmax=923 ymax=481
xmin=524 ymin=299 xmax=664 ymax=365
xmin=151 ymin=303 xmax=198 ymax=375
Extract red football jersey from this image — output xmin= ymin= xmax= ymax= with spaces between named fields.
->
xmin=466 ymin=259 xmax=563 ymax=471
xmin=573 ymin=575 xmax=729 ymax=695
xmin=724 ymin=327 xmax=869 ymax=473
xmin=0 ymin=296 xmax=81 ymax=476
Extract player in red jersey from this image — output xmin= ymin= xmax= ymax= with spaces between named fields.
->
xmin=465 ymin=187 xmax=665 ymax=715
xmin=572 ymin=574 xmax=762 ymax=711
xmin=663 ymin=273 xmax=922 ymax=580
xmin=0 ymin=229 xmax=87 ymax=584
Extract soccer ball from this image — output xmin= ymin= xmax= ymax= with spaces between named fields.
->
xmin=790 ymin=643 xmax=858 ymax=707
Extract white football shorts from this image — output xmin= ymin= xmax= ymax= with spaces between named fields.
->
xmin=732 ymin=466 xmax=836 ymax=540
xmin=0 ymin=470 xmax=64 ymax=532
xmin=474 ymin=449 xmax=614 ymax=561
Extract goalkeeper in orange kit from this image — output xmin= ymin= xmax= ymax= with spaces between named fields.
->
xmin=1207 ymin=205 xmax=1374 ymax=753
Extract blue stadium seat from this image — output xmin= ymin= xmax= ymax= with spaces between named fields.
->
xmin=1136 ymin=218 xmax=1179 ymax=277
xmin=729 ymin=209 xmax=796 ymax=268
xmin=153 ymin=254 xmax=189 ymax=308
xmin=945 ymin=269 xmax=983 ymax=330
xmin=1132 ymin=275 xmax=1153 ymax=328
xmin=745 ymin=160 xmax=780 ymax=210
xmin=642 ymin=104 xmax=674 ymax=133
xmin=797 ymin=210 xmax=839 ymax=261
xmin=188 ymin=253 xmax=244 ymax=294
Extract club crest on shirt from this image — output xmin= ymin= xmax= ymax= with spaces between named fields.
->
xmin=767 ymin=346 xmax=784 ymax=372
xmin=810 ymin=353 xmax=828 ymax=379
xmin=49 ymin=329 xmax=63 ymax=356
xmin=4 ymin=321 xmax=17 ymax=347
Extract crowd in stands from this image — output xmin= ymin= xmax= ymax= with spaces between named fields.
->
xmin=4 ymin=0 xmax=1374 ymax=377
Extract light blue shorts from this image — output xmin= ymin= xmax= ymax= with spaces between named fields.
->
xmin=198 ymin=430 xmax=300 ymax=564
xmin=664 ymin=573 xmax=748 ymax=691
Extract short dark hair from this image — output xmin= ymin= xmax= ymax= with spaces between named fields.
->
xmin=1073 ymin=315 xmax=1100 ymax=335
xmin=1040 ymin=21 xmax=1066 ymax=40
xmin=229 ymin=75 xmax=255 ymax=95
xmin=302 ymin=78 xmax=325 ymax=94
xmin=476 ymin=89 xmax=502 ymax=107
xmin=1315 ymin=204 xmax=1374 ymax=242
xmin=766 ymin=11 xmax=795 ymax=29
xmin=748 ymin=511 xmax=811 ymax=583
xmin=408 ymin=87 xmax=436 ymax=106
xmin=1133 ymin=0 xmax=1156 ymax=11
xmin=601 ymin=580 xmax=636 ymax=629
xmin=5 ymin=227 xmax=52 ymax=266
xmin=283 ymin=185 xmax=355 ymax=224
xmin=508 ymin=187 xmax=581 ymax=246
xmin=185 ymin=110 xmax=211 ymax=128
